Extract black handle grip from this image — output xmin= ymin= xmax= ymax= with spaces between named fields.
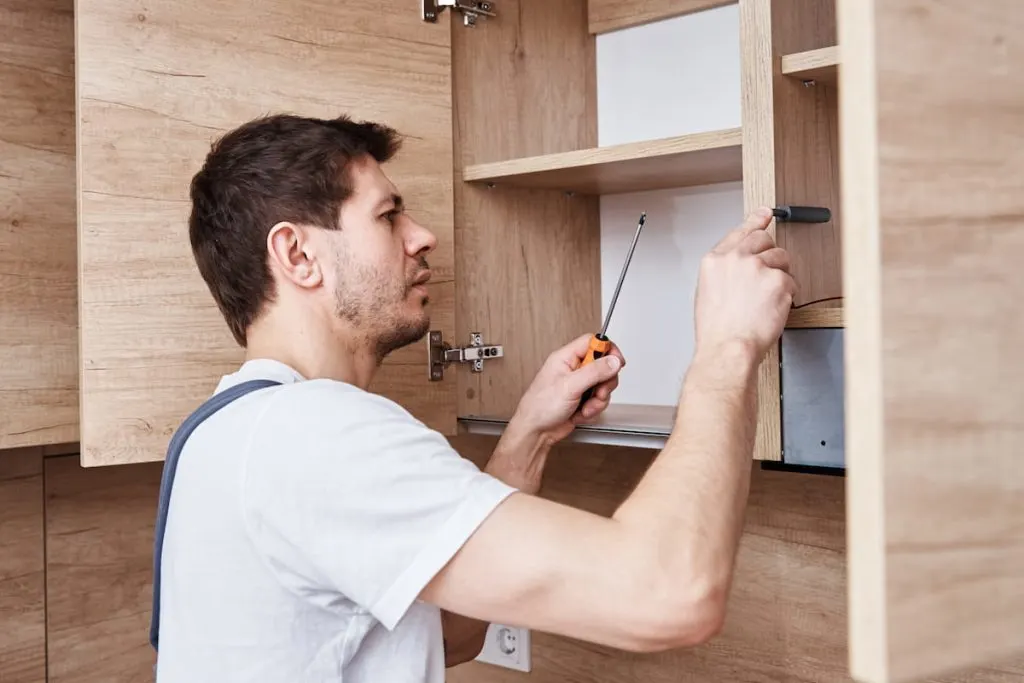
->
xmin=772 ymin=205 xmax=832 ymax=223
xmin=577 ymin=348 xmax=606 ymax=413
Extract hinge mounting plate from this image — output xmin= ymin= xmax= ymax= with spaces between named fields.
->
xmin=422 ymin=0 xmax=496 ymax=26
xmin=428 ymin=331 xmax=503 ymax=381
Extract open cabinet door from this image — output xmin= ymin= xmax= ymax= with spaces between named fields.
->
xmin=76 ymin=0 xmax=457 ymax=466
xmin=840 ymin=2 xmax=1024 ymax=682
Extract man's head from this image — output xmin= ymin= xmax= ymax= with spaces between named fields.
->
xmin=188 ymin=114 xmax=437 ymax=362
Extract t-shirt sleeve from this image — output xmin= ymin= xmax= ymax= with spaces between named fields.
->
xmin=241 ymin=380 xmax=517 ymax=630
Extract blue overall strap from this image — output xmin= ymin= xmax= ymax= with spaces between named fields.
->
xmin=149 ymin=378 xmax=282 ymax=652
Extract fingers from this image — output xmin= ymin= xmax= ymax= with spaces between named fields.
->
xmin=713 ymin=207 xmax=774 ymax=253
xmin=737 ymin=229 xmax=776 ymax=256
xmin=758 ymin=246 xmax=791 ymax=272
xmin=567 ymin=353 xmax=622 ymax=398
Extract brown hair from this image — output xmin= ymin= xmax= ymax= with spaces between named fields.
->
xmin=188 ymin=113 xmax=402 ymax=346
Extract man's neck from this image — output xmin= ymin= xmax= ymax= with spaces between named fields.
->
xmin=244 ymin=318 xmax=378 ymax=389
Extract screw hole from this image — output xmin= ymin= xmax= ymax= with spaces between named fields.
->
xmin=820 ymin=440 xmax=826 ymax=446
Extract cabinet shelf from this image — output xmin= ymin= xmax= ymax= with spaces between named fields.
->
xmin=462 ymin=128 xmax=743 ymax=195
xmin=781 ymin=45 xmax=839 ymax=84
xmin=786 ymin=305 xmax=844 ymax=328
xmin=460 ymin=403 xmax=675 ymax=450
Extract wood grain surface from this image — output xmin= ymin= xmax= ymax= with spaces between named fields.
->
xmin=0 ymin=448 xmax=46 ymax=683
xmin=840 ymin=1 xmax=1024 ymax=681
xmin=464 ymin=129 xmax=742 ymax=195
xmin=76 ymin=0 xmax=457 ymax=465
xmin=588 ymin=0 xmax=734 ymax=34
xmin=453 ymin=0 xmax=602 ymax=420
xmin=0 ymin=0 xmax=78 ymax=449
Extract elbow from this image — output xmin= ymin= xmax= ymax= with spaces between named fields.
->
xmin=617 ymin=574 xmax=729 ymax=653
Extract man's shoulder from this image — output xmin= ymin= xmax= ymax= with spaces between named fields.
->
xmin=278 ymin=378 xmax=420 ymax=425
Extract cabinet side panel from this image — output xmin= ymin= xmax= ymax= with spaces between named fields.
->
xmin=845 ymin=1 xmax=1024 ymax=681
xmin=739 ymin=0 xmax=781 ymax=460
xmin=77 ymin=0 xmax=456 ymax=464
xmin=770 ymin=0 xmax=835 ymax=309
xmin=772 ymin=0 xmax=841 ymax=310
xmin=453 ymin=1 xmax=601 ymax=419
xmin=838 ymin=1 xmax=886 ymax=680
xmin=45 ymin=455 xmax=161 ymax=681
xmin=0 ymin=449 xmax=46 ymax=683
xmin=0 ymin=0 xmax=78 ymax=449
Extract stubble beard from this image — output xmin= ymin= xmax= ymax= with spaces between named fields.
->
xmin=333 ymin=259 xmax=430 ymax=364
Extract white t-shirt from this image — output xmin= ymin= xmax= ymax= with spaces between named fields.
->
xmin=155 ymin=358 xmax=517 ymax=682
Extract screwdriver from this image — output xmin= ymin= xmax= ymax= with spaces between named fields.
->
xmin=578 ymin=211 xmax=646 ymax=412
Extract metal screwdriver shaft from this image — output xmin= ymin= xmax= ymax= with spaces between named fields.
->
xmin=600 ymin=211 xmax=646 ymax=336
xmin=577 ymin=211 xmax=646 ymax=415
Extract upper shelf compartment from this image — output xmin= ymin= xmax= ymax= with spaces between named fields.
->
xmin=781 ymin=45 xmax=839 ymax=84
xmin=462 ymin=127 xmax=742 ymax=195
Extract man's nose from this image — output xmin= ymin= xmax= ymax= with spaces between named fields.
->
xmin=406 ymin=219 xmax=438 ymax=255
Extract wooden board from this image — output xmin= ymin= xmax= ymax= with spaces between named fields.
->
xmin=453 ymin=0 xmax=602 ymax=420
xmin=76 ymin=0 xmax=456 ymax=465
xmin=782 ymin=44 xmax=840 ymax=83
xmin=770 ymin=0 xmax=841 ymax=310
xmin=588 ymin=0 xmax=734 ymax=34
xmin=0 ymin=0 xmax=78 ymax=450
xmin=840 ymin=1 xmax=1024 ymax=681
xmin=45 ymin=455 xmax=161 ymax=681
xmin=787 ymin=305 xmax=844 ymax=328
xmin=0 ymin=448 xmax=45 ymax=683
xmin=463 ymin=128 xmax=742 ymax=195
xmin=738 ymin=0 xmax=780 ymax=462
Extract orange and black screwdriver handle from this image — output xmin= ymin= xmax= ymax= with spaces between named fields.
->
xmin=577 ymin=333 xmax=613 ymax=411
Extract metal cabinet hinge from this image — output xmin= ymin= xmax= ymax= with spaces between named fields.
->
xmin=428 ymin=331 xmax=503 ymax=380
xmin=422 ymin=0 xmax=496 ymax=27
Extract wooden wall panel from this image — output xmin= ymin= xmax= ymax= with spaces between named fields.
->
xmin=0 ymin=448 xmax=46 ymax=683
xmin=45 ymin=456 xmax=161 ymax=682
xmin=588 ymin=0 xmax=733 ymax=34
xmin=0 ymin=0 xmax=78 ymax=449
xmin=453 ymin=0 xmax=602 ymax=420
xmin=840 ymin=1 xmax=1024 ymax=681
xmin=76 ymin=0 xmax=456 ymax=465
xmin=448 ymin=435 xmax=1024 ymax=683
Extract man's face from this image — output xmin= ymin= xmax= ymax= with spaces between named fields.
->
xmin=323 ymin=155 xmax=437 ymax=360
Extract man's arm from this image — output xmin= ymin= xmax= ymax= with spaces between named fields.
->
xmin=439 ymin=416 xmax=563 ymax=666
xmin=421 ymin=208 xmax=796 ymax=652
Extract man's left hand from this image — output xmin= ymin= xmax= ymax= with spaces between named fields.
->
xmin=510 ymin=333 xmax=626 ymax=444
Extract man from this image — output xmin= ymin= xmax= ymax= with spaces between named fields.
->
xmin=153 ymin=113 xmax=796 ymax=682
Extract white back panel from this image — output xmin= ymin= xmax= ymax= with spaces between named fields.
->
xmin=596 ymin=3 xmax=741 ymax=147
xmin=600 ymin=183 xmax=743 ymax=406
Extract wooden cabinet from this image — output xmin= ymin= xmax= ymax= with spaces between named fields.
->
xmin=2 ymin=0 xmax=1022 ymax=681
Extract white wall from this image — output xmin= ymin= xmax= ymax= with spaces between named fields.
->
xmin=596 ymin=5 xmax=743 ymax=406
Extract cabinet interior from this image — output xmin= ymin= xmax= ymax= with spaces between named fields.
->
xmin=453 ymin=0 xmax=844 ymax=460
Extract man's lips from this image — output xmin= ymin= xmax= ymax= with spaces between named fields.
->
xmin=411 ymin=270 xmax=432 ymax=287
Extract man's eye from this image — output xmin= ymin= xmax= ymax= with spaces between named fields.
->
xmin=383 ymin=210 xmax=399 ymax=223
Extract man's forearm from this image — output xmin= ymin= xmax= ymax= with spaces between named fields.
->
xmin=614 ymin=340 xmax=760 ymax=606
xmin=483 ymin=418 xmax=555 ymax=495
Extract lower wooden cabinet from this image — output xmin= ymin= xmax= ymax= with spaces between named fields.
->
xmin=1 ymin=0 xmax=1022 ymax=681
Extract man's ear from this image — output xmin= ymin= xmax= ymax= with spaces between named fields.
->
xmin=266 ymin=221 xmax=323 ymax=289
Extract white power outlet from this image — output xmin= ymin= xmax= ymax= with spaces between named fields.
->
xmin=475 ymin=623 xmax=531 ymax=672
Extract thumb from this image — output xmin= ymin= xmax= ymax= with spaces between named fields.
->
xmin=567 ymin=355 xmax=621 ymax=397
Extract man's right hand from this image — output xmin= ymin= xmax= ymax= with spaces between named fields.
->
xmin=693 ymin=207 xmax=797 ymax=364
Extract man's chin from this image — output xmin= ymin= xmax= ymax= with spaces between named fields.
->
xmin=374 ymin=315 xmax=431 ymax=362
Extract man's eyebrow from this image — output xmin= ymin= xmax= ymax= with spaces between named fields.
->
xmin=376 ymin=193 xmax=404 ymax=211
